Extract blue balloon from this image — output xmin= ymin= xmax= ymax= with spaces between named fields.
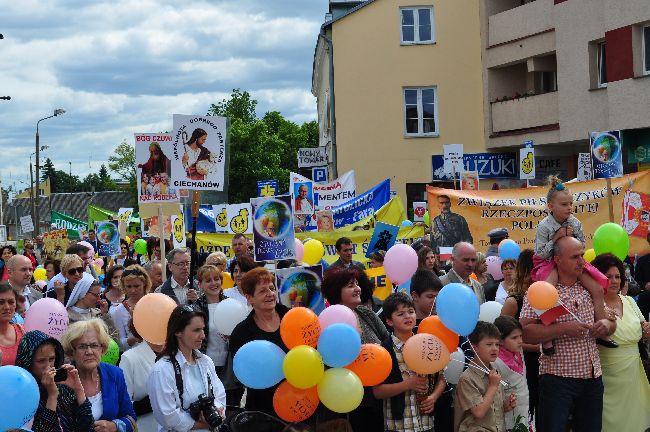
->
xmin=317 ymin=323 xmax=361 ymax=367
xmin=401 ymin=220 xmax=413 ymax=227
xmin=498 ymin=240 xmax=521 ymax=260
xmin=397 ymin=279 xmax=411 ymax=294
xmin=436 ymin=283 xmax=480 ymax=336
xmin=0 ymin=366 xmax=39 ymax=431
xmin=233 ymin=340 xmax=286 ymax=389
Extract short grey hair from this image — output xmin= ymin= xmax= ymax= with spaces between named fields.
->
xmin=7 ymin=254 xmax=31 ymax=271
xmin=143 ymin=261 xmax=162 ymax=272
xmin=166 ymin=248 xmax=188 ymax=264
xmin=452 ymin=242 xmax=475 ymax=259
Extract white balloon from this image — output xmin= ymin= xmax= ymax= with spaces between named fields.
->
xmin=478 ymin=301 xmax=503 ymax=324
xmin=211 ymin=298 xmax=249 ymax=336
xmin=443 ymin=348 xmax=465 ymax=385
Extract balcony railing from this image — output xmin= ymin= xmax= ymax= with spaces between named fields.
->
xmin=488 ymin=0 xmax=554 ymax=46
xmin=491 ymin=91 xmax=558 ymax=133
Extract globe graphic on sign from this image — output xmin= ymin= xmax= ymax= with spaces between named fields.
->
xmin=279 ymin=270 xmax=324 ymax=314
xmin=97 ymin=223 xmax=118 ymax=245
xmin=254 ymin=199 xmax=292 ymax=240
xmin=592 ymin=133 xmax=620 ymax=164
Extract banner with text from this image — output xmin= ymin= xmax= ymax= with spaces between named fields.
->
xmin=135 ymin=133 xmax=179 ymax=204
xmin=290 ymin=170 xmax=356 ymax=210
xmin=51 ymin=211 xmax=87 ymax=239
xmin=297 ymin=147 xmax=328 ymax=168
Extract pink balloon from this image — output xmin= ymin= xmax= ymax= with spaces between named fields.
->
xmin=24 ymin=298 xmax=69 ymax=340
xmin=94 ymin=258 xmax=104 ymax=268
xmin=383 ymin=244 xmax=418 ymax=285
xmin=295 ymin=239 xmax=305 ymax=262
xmin=319 ymin=304 xmax=359 ymax=331
xmin=486 ymin=256 xmax=503 ymax=280
xmin=35 ymin=280 xmax=47 ymax=289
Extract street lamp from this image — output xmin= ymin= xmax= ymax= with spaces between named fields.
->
xmin=35 ymin=109 xmax=65 ymax=235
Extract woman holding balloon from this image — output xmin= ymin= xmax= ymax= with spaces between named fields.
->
xmin=0 ymin=282 xmax=25 ymax=365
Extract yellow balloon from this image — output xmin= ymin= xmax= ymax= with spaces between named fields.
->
xmin=317 ymin=368 xmax=364 ymax=413
xmin=583 ymin=248 xmax=596 ymax=263
xmin=303 ymin=239 xmax=325 ymax=265
xmin=283 ymin=345 xmax=324 ymax=389
xmin=125 ymin=236 xmax=131 ymax=245
xmin=222 ymin=272 xmax=235 ymax=289
xmin=33 ymin=268 xmax=47 ymax=281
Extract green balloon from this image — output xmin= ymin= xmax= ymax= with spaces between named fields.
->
xmin=101 ymin=339 xmax=120 ymax=365
xmin=592 ymin=223 xmax=629 ymax=261
xmin=424 ymin=211 xmax=430 ymax=226
xmin=133 ymin=238 xmax=148 ymax=255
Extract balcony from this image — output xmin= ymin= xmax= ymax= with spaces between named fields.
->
xmin=491 ymin=91 xmax=558 ymax=133
xmin=488 ymin=0 xmax=554 ymax=46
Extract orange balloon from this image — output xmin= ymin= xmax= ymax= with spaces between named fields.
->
xmin=418 ymin=315 xmax=459 ymax=352
xmin=402 ymin=333 xmax=450 ymax=374
xmin=280 ymin=307 xmax=322 ymax=349
xmin=345 ymin=344 xmax=392 ymax=386
xmin=133 ymin=293 xmax=178 ymax=345
xmin=527 ymin=281 xmax=559 ymax=310
xmin=273 ymin=380 xmax=319 ymax=422
xmin=222 ymin=272 xmax=235 ymax=289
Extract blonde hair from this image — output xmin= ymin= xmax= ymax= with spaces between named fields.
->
xmin=475 ymin=251 xmax=486 ymax=270
xmin=546 ymin=175 xmax=571 ymax=204
xmin=121 ymin=264 xmax=153 ymax=294
xmin=60 ymin=254 xmax=84 ymax=275
xmin=205 ymin=252 xmax=227 ymax=267
xmin=198 ymin=265 xmax=224 ymax=283
xmin=61 ymin=318 xmax=111 ymax=356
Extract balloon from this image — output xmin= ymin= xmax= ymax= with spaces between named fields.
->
xmin=345 ymin=344 xmax=392 ymax=386
xmin=583 ymin=248 xmax=596 ymax=263
xmin=403 ymin=333 xmax=450 ymax=374
xmin=222 ymin=272 xmax=235 ymax=289
xmin=211 ymin=299 xmax=249 ymax=336
xmin=436 ymin=283 xmax=480 ymax=336
xmin=527 ymin=281 xmax=559 ymax=310
xmin=384 ymin=243 xmax=418 ymax=285
xmin=101 ymin=339 xmax=120 ymax=365
xmin=303 ymin=239 xmax=325 ymax=265
xmin=478 ymin=301 xmax=503 ymax=323
xmin=593 ymin=222 xmax=630 ymax=260
xmin=423 ymin=211 xmax=430 ymax=226
xmin=273 ymin=381 xmax=319 ymax=422
xmin=35 ymin=280 xmax=47 ymax=290
xmin=283 ymin=345 xmax=325 ymax=389
xmin=133 ymin=238 xmax=148 ymax=255
xmin=485 ymin=256 xmax=503 ymax=280
xmin=443 ymin=348 xmax=466 ymax=385
xmin=24 ymin=298 xmax=69 ymax=340
xmin=94 ymin=258 xmax=104 ymax=268
xmin=317 ymin=368 xmax=364 ymax=413
xmin=33 ymin=268 xmax=47 ymax=281
xmin=234 ymin=340 xmax=286 ymax=389
xmin=498 ymin=239 xmax=521 ymax=260
xmin=280 ymin=307 xmax=321 ymax=349
xmin=125 ymin=235 xmax=131 ymax=245
xmin=317 ymin=323 xmax=361 ymax=368
xmin=133 ymin=293 xmax=177 ymax=345
xmin=319 ymin=304 xmax=359 ymax=331
xmin=417 ymin=315 xmax=459 ymax=352
xmin=294 ymin=239 xmax=305 ymax=262
xmin=0 ymin=366 xmax=40 ymax=431
xmin=401 ymin=220 xmax=413 ymax=227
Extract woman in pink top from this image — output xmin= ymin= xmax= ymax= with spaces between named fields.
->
xmin=0 ymin=283 xmax=25 ymax=365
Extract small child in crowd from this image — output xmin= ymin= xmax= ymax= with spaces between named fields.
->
xmin=454 ymin=321 xmax=516 ymax=432
xmin=410 ymin=270 xmax=443 ymax=325
xmin=373 ymin=292 xmax=445 ymax=432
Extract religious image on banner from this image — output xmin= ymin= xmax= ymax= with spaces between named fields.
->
xmin=170 ymin=114 xmax=226 ymax=190
xmin=293 ymin=180 xmax=315 ymax=215
xmin=461 ymin=171 xmax=480 ymax=191
xmin=622 ymin=190 xmax=650 ymax=238
xmin=590 ymin=130 xmax=623 ymax=179
xmin=135 ymin=133 xmax=179 ymax=204
xmin=141 ymin=215 xmax=172 ymax=238
xmin=316 ymin=210 xmax=334 ymax=232
xmin=96 ymin=221 xmax=120 ymax=257
xmin=43 ymin=229 xmax=69 ymax=261
xmin=294 ymin=214 xmax=310 ymax=233
xmin=290 ymin=170 xmax=356 ymax=210
xmin=251 ymin=195 xmax=296 ymax=261
xmin=276 ymin=265 xmax=325 ymax=314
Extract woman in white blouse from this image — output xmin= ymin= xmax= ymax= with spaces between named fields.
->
xmin=109 ymin=265 xmax=151 ymax=352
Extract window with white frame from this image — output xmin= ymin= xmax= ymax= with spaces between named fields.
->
xmin=404 ymin=87 xmax=438 ymax=136
xmin=643 ymin=26 xmax=650 ymax=75
xmin=597 ymin=41 xmax=608 ymax=87
xmin=400 ymin=7 xmax=435 ymax=44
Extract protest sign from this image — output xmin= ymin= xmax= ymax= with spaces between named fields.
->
xmin=590 ymin=131 xmax=623 ymax=179
xmin=257 ymin=180 xmax=279 ymax=197
xmin=290 ymin=170 xmax=356 ymax=210
xmin=432 ymin=152 xmax=517 ymax=180
xmin=226 ymin=204 xmax=252 ymax=234
xmin=366 ymin=222 xmax=400 ymax=258
xmin=170 ymin=115 xmax=227 ymax=190
xmin=43 ymin=229 xmax=69 ymax=261
xmin=117 ymin=208 xmax=133 ymax=237
xmin=519 ymin=147 xmax=535 ymax=180
xmin=96 ymin=220 xmax=120 ymax=257
xmin=297 ymin=147 xmax=328 ymax=168
xmin=443 ymin=144 xmax=464 ymax=177
xmin=365 ymin=267 xmax=393 ymax=300
xmin=461 ymin=171 xmax=480 ymax=191
xmin=212 ymin=204 xmax=228 ymax=233
xmin=316 ymin=210 xmax=334 ymax=232
xmin=141 ymin=215 xmax=172 ymax=238
xmin=622 ymin=189 xmax=650 ymax=239
xmin=413 ymin=202 xmax=427 ymax=222
xmin=291 ymin=179 xmax=315 ymax=215
xmin=276 ymin=265 xmax=325 ymax=314
xmin=20 ymin=215 xmax=34 ymax=233
xmin=251 ymin=195 xmax=296 ymax=261
xmin=332 ymin=179 xmax=390 ymax=228
xmin=171 ymin=213 xmax=186 ymax=248
xmin=427 ymin=171 xmax=650 ymax=256
xmin=577 ymin=153 xmax=593 ymax=181
xmin=51 ymin=211 xmax=87 ymax=239
xmin=135 ymin=133 xmax=179 ymax=204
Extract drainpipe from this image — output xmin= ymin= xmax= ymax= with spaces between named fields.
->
xmin=318 ymin=32 xmax=338 ymax=179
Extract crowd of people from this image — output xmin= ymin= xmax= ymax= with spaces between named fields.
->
xmin=0 ymin=176 xmax=649 ymax=432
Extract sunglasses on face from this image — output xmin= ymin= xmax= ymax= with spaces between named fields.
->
xmin=68 ymin=267 xmax=84 ymax=275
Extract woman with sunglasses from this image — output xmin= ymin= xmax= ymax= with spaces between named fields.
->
xmin=45 ymin=254 xmax=85 ymax=306
xmin=110 ymin=265 xmax=151 ymax=352
xmin=148 ymin=305 xmax=226 ymax=431
xmin=66 ymin=273 xmax=119 ymax=341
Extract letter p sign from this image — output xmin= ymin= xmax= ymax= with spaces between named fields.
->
xmin=312 ymin=167 xmax=328 ymax=183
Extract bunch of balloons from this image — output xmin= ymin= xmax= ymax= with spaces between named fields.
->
xmin=234 ymin=305 xmax=393 ymax=422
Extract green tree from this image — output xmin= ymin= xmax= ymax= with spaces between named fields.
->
xmin=40 ymin=158 xmax=58 ymax=192
xmin=108 ymin=141 xmax=137 ymax=206
xmin=54 ymin=170 xmax=81 ymax=193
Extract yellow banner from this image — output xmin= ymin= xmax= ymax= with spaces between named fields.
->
xmin=427 ymin=171 xmax=650 ymax=257
xmin=365 ymin=266 xmax=393 ymax=300
xmin=342 ymin=197 xmax=407 ymax=231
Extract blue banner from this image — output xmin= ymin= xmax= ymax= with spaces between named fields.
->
xmin=431 ymin=152 xmax=517 ymax=180
xmin=332 ymin=179 xmax=390 ymax=228
xmin=257 ymin=180 xmax=279 ymax=197
xmin=590 ymin=131 xmax=623 ymax=179
xmin=184 ymin=205 xmax=219 ymax=233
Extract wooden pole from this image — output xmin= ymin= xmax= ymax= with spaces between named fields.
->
xmin=452 ymin=166 xmax=457 ymax=190
xmin=606 ymin=177 xmax=614 ymax=223
xmin=158 ymin=204 xmax=167 ymax=281
xmin=188 ymin=191 xmax=200 ymax=290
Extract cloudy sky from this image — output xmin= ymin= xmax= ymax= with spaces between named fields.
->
xmin=0 ymin=0 xmax=328 ymax=190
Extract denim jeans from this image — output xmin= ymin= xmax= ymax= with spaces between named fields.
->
xmin=537 ymin=374 xmax=603 ymax=432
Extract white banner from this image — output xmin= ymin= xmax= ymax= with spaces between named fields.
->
xmin=577 ymin=152 xmax=593 ymax=181
xmin=298 ymin=147 xmax=328 ymax=168
xmin=171 ymin=213 xmax=186 ymax=248
xmin=443 ymin=144 xmax=464 ymax=176
xmin=135 ymin=133 xmax=180 ymax=204
xmin=170 ymin=115 xmax=227 ymax=191
xmin=20 ymin=215 xmax=34 ymax=233
xmin=289 ymin=170 xmax=356 ymax=210
xmin=519 ymin=147 xmax=535 ymax=180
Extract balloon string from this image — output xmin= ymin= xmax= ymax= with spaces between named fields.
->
xmin=448 ymin=359 xmax=508 ymax=387
xmin=429 ymin=297 xmax=437 ymax=317
xmin=557 ymin=300 xmax=585 ymax=323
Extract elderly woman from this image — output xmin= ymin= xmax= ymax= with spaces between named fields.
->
xmin=110 ymin=265 xmax=151 ymax=352
xmin=592 ymin=253 xmax=650 ymax=432
xmin=46 ymin=254 xmax=85 ymax=306
xmin=61 ymin=319 xmax=137 ymax=431
xmin=321 ymin=267 xmax=389 ymax=432
xmin=102 ymin=265 xmax=125 ymax=312
xmin=16 ymin=330 xmax=93 ymax=431
xmin=230 ymin=267 xmax=289 ymax=416
xmin=223 ymin=255 xmax=259 ymax=307
xmin=66 ymin=273 xmax=119 ymax=342
xmin=0 ymin=282 xmax=24 ymax=365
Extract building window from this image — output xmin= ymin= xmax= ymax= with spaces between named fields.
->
xmin=597 ymin=41 xmax=608 ymax=87
xmin=400 ymin=7 xmax=435 ymax=44
xmin=534 ymin=71 xmax=557 ymax=94
xmin=643 ymin=26 xmax=650 ymax=75
xmin=404 ymin=87 xmax=438 ymax=136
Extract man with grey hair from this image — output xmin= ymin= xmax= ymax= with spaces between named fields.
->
xmin=439 ymin=242 xmax=485 ymax=304
xmin=155 ymin=248 xmax=197 ymax=305
xmin=7 ymin=255 xmax=42 ymax=310
xmin=144 ymin=261 xmax=164 ymax=292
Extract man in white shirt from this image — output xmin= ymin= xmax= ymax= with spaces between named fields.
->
xmin=7 ymin=255 xmax=41 ymax=310
xmin=156 ymin=249 xmax=198 ymax=305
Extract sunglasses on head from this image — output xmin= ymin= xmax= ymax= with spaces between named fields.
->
xmin=179 ymin=305 xmax=195 ymax=315
xmin=68 ymin=267 xmax=84 ymax=275
xmin=122 ymin=269 xmax=144 ymax=278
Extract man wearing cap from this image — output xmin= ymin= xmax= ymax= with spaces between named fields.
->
xmin=486 ymin=228 xmax=508 ymax=257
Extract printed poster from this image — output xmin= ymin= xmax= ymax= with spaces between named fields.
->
xmin=212 ymin=204 xmax=228 ymax=233
xmin=171 ymin=213 xmax=186 ymax=249
xmin=20 ymin=215 xmax=34 ymax=233
xmin=170 ymin=114 xmax=227 ymax=190
xmin=519 ymin=147 xmax=535 ymax=180
xmin=141 ymin=215 xmax=172 ymax=238
xmin=290 ymin=170 xmax=356 ymax=210
xmin=211 ymin=204 xmax=252 ymax=234
xmin=413 ymin=202 xmax=427 ymax=222
xmin=460 ymin=171 xmax=480 ymax=191
xmin=43 ymin=229 xmax=69 ymax=261
xmin=621 ymin=189 xmax=650 ymax=239
xmin=96 ymin=220 xmax=120 ymax=257
xmin=577 ymin=153 xmax=593 ymax=181
xmin=257 ymin=180 xmax=279 ymax=197
xmin=275 ymin=265 xmax=325 ymax=314
xmin=366 ymin=222 xmax=399 ymax=258
xmin=251 ymin=195 xmax=296 ymax=261
xmin=135 ymin=133 xmax=179 ymax=204
xmin=316 ymin=210 xmax=334 ymax=232
xmin=590 ymin=130 xmax=623 ymax=179
xmin=292 ymin=179 xmax=315 ymax=215
xmin=443 ymin=144 xmax=464 ymax=177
